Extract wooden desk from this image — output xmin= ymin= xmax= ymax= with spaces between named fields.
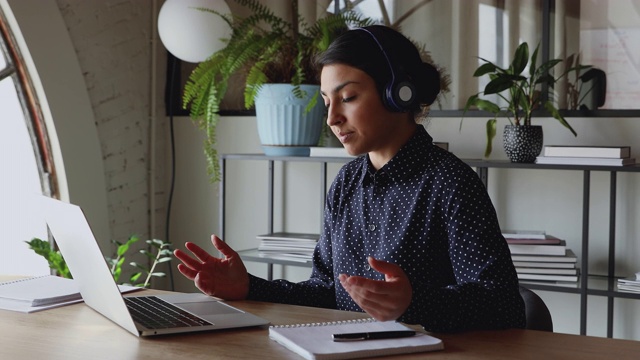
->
xmin=0 ymin=286 xmax=639 ymax=359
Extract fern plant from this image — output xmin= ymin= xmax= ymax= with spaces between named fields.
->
xmin=182 ymin=0 xmax=375 ymax=182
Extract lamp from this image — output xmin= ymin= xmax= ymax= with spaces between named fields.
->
xmin=157 ymin=0 xmax=232 ymax=63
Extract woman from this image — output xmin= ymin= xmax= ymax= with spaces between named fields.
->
xmin=174 ymin=25 xmax=526 ymax=332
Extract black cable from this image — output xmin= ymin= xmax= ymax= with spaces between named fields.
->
xmin=163 ymin=53 xmax=179 ymax=291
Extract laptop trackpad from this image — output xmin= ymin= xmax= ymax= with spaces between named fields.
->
xmin=176 ymin=301 xmax=241 ymax=316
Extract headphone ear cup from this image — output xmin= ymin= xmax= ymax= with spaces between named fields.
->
xmin=384 ymin=79 xmax=416 ymax=112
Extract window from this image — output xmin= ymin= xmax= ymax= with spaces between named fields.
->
xmin=0 ymin=10 xmax=55 ymax=275
xmin=332 ymin=0 xmax=640 ymax=116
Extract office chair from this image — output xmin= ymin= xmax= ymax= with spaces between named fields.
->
xmin=519 ymin=286 xmax=553 ymax=332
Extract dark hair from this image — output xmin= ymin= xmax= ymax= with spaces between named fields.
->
xmin=315 ymin=25 xmax=440 ymax=113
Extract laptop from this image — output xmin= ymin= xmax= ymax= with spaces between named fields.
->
xmin=36 ymin=195 xmax=269 ymax=336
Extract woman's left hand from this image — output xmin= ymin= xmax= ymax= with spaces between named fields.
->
xmin=339 ymin=257 xmax=412 ymax=321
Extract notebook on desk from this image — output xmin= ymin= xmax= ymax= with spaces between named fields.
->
xmin=269 ymin=318 xmax=443 ymax=360
xmin=36 ymin=195 xmax=269 ymax=336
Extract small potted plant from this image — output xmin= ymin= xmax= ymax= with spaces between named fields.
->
xmin=463 ymin=42 xmax=590 ymax=162
xmin=182 ymin=0 xmax=375 ymax=182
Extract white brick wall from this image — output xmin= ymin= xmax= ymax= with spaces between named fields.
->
xmin=56 ymin=0 xmax=167 ymax=261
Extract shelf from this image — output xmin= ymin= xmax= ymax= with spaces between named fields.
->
xmin=220 ymin=153 xmax=639 ymax=339
xmin=522 ymin=275 xmax=640 ymax=299
xmin=222 ymin=153 xmax=352 ymax=163
xmin=463 ymin=159 xmax=640 ymax=172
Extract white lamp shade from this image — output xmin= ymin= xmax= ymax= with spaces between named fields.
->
xmin=158 ymin=0 xmax=232 ymax=63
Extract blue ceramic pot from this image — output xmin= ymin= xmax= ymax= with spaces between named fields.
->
xmin=255 ymin=84 xmax=325 ymax=156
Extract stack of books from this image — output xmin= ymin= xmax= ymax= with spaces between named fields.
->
xmin=536 ymin=145 xmax=635 ymax=166
xmin=503 ymin=230 xmax=579 ymax=283
xmin=257 ymin=232 xmax=318 ymax=263
xmin=617 ymin=272 xmax=640 ymax=293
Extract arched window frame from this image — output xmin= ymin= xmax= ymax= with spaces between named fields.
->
xmin=0 ymin=9 xmax=57 ymax=198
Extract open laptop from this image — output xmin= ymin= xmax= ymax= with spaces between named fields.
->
xmin=36 ymin=195 xmax=269 ymax=336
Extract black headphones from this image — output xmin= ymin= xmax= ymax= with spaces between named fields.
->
xmin=356 ymin=27 xmax=417 ymax=112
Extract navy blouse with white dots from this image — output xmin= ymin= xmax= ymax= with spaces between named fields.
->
xmin=247 ymin=125 xmax=526 ymax=332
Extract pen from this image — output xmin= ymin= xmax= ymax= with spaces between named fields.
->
xmin=332 ymin=330 xmax=416 ymax=342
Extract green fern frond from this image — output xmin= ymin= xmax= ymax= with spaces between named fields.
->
xmin=232 ymin=0 xmax=290 ymax=33
xmin=244 ymin=63 xmax=268 ymax=108
xmin=180 ymin=1 xmax=386 ymax=183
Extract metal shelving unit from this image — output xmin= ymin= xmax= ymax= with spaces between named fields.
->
xmin=220 ymin=154 xmax=640 ymax=337
xmin=466 ymin=160 xmax=640 ymax=337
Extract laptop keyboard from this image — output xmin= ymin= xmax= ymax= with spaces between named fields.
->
xmin=124 ymin=296 xmax=213 ymax=329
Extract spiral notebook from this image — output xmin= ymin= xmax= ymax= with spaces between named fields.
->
xmin=0 ymin=275 xmax=140 ymax=313
xmin=269 ymin=318 xmax=443 ymax=360
xmin=0 ymin=275 xmax=81 ymax=307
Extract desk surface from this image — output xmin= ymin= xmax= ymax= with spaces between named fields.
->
xmin=1 ymin=279 xmax=639 ymax=359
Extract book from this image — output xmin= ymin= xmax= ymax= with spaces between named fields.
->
xmin=308 ymin=147 xmax=357 ymax=158
xmin=501 ymin=230 xmax=546 ymax=239
xmin=257 ymin=232 xmax=319 ymax=262
xmin=535 ymin=156 xmax=636 ymax=166
xmin=515 ymin=267 xmax=579 ymax=275
xmin=268 ymin=318 xmax=443 ymax=360
xmin=0 ymin=275 xmax=81 ymax=307
xmin=517 ymin=273 xmax=579 ymax=282
xmin=258 ymin=252 xmax=313 ymax=263
xmin=616 ymin=284 xmax=640 ymax=293
xmin=518 ymin=280 xmax=579 ymax=288
xmin=508 ymin=240 xmax=567 ymax=256
xmin=543 ymin=145 xmax=631 ymax=158
xmin=0 ymin=275 xmax=141 ymax=313
xmin=616 ymin=276 xmax=640 ymax=293
xmin=513 ymin=261 xmax=576 ymax=269
xmin=505 ymin=235 xmax=563 ymax=245
xmin=617 ymin=277 xmax=640 ymax=286
xmin=256 ymin=232 xmax=320 ymax=242
xmin=511 ymin=249 xmax=578 ymax=263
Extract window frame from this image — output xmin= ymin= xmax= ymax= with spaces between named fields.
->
xmin=0 ymin=9 xmax=57 ymax=197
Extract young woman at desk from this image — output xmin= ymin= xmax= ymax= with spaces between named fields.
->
xmin=175 ymin=25 xmax=526 ymax=332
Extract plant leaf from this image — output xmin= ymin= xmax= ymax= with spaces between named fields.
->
xmin=511 ymin=42 xmax=529 ymax=75
xmin=544 ymin=101 xmax=577 ymax=136
xmin=484 ymin=77 xmax=516 ymax=95
xmin=473 ymin=62 xmax=498 ymax=77
xmin=484 ymin=119 xmax=497 ymax=157
xmin=530 ymin=43 xmax=540 ymax=77
xmin=474 ymin=99 xmax=501 ymax=114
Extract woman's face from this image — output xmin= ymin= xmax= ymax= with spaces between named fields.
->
xmin=320 ymin=64 xmax=408 ymax=158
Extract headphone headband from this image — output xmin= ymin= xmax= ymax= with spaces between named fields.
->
xmin=355 ymin=27 xmax=416 ymax=112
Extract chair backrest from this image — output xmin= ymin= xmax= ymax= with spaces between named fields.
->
xmin=519 ymin=286 xmax=553 ymax=332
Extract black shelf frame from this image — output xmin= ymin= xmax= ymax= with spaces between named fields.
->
xmin=220 ymin=154 xmax=349 ymax=280
xmin=467 ymin=160 xmax=640 ymax=337
xmin=220 ymin=154 xmax=640 ymax=337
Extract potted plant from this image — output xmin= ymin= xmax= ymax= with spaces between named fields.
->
xmin=463 ymin=42 xmax=589 ymax=162
xmin=182 ymin=0 xmax=375 ymax=182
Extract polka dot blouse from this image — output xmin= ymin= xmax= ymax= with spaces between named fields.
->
xmin=248 ymin=125 xmax=525 ymax=332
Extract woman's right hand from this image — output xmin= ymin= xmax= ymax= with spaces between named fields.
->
xmin=174 ymin=235 xmax=249 ymax=300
